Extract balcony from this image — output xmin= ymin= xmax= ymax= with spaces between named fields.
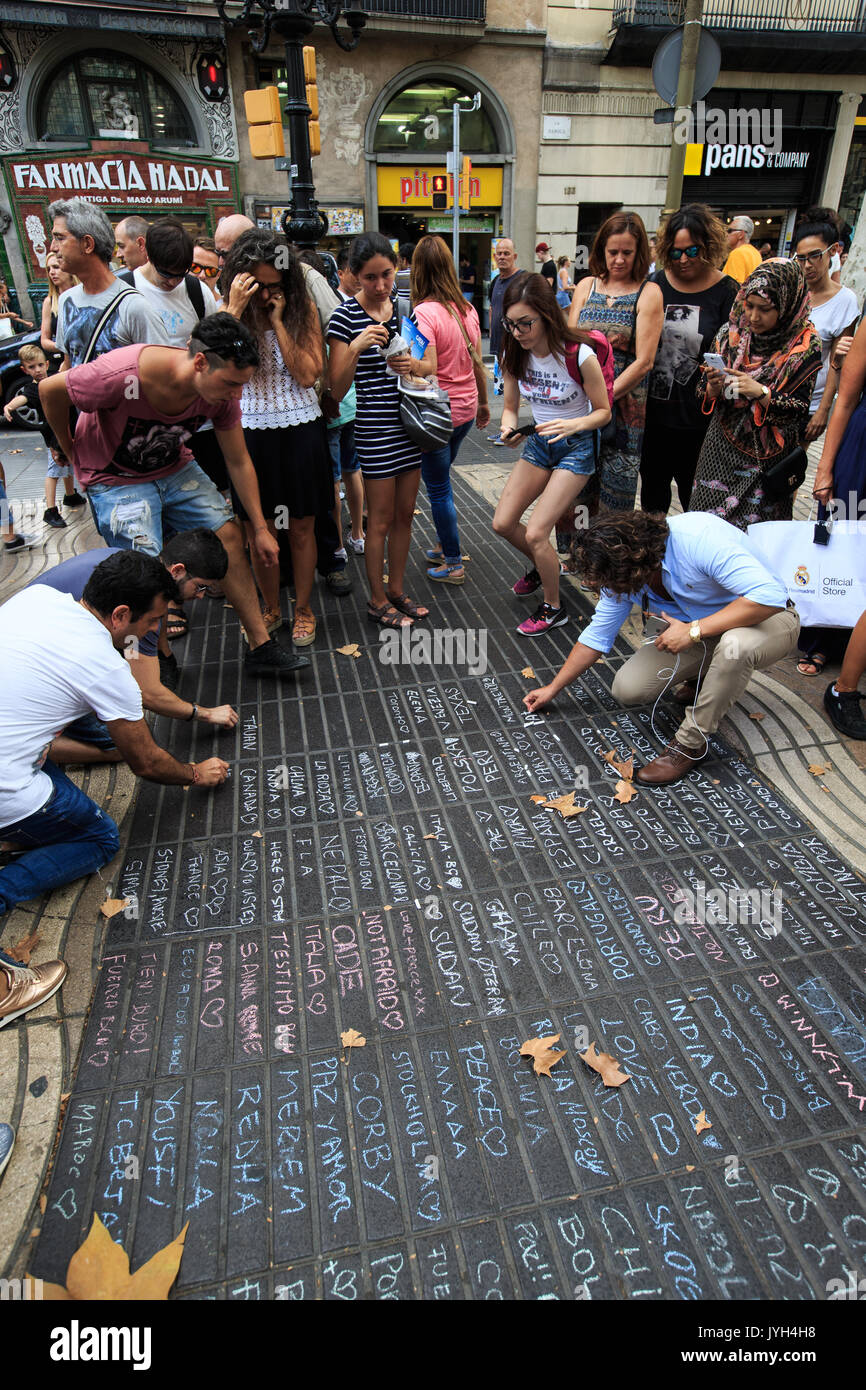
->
xmin=607 ymin=0 xmax=866 ymax=72
xmin=355 ymin=0 xmax=485 ymax=16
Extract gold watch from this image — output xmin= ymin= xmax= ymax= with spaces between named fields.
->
xmin=689 ymin=620 xmax=702 ymax=644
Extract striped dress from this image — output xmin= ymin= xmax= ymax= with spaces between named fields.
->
xmin=327 ymin=297 xmax=421 ymax=479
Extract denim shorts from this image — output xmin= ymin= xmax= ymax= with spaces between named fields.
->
xmin=87 ymin=461 xmax=235 ymax=556
xmin=523 ymin=428 xmax=596 ymax=476
xmin=46 ymin=455 xmax=73 ymax=480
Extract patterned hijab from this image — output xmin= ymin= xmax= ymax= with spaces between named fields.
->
xmin=718 ymin=257 xmax=820 ymax=387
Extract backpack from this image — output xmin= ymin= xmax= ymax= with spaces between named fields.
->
xmin=564 ymin=332 xmax=615 ymax=408
xmin=117 ymin=268 xmax=205 ymax=320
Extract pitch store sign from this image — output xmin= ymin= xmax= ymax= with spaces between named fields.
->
xmin=4 ymin=150 xmax=238 ymax=275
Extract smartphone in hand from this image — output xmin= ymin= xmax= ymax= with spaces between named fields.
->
xmin=702 ymin=352 xmax=728 ymax=373
xmin=505 ymin=423 xmax=537 ymax=440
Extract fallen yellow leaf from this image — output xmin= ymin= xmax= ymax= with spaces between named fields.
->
xmin=520 ymin=1034 xmax=567 ymax=1077
xmin=6 ymin=930 xmax=41 ymax=964
xmin=251 ymin=830 xmax=263 ymax=838
xmin=530 ymin=794 xmax=548 ymax=804
xmin=613 ymin=779 xmax=638 ymax=804
xmin=749 ymin=711 xmax=765 ymax=722
xmin=694 ymin=1109 xmax=712 ymax=1135
xmin=520 ymin=666 xmax=536 ymax=679
xmin=340 ymin=1028 xmax=366 ymax=1049
xmin=100 ymin=898 xmax=129 ymax=918
xmin=33 ymin=1213 xmax=188 ymax=1300
xmin=336 ymin=643 xmax=361 ymax=658
xmin=423 ymin=833 xmax=438 ymax=840
xmin=579 ymin=1041 xmax=631 ymax=1087
xmin=544 ymin=791 xmax=587 ymax=819
xmin=807 ymin=764 xmax=827 ymax=777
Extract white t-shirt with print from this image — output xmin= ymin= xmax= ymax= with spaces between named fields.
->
xmin=518 ymin=345 xmax=594 ymax=424
xmin=133 ymin=267 xmax=219 ymax=348
xmin=809 ymin=287 xmax=859 ymax=414
xmin=0 ymin=587 xmax=143 ymax=826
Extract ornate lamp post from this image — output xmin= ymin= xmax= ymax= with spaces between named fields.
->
xmin=215 ymin=1 xmax=367 ymax=246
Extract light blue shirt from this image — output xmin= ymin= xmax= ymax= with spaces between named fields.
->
xmin=578 ymin=512 xmax=789 ymax=655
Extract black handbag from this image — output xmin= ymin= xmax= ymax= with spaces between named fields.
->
xmin=759 ymin=445 xmax=808 ymax=501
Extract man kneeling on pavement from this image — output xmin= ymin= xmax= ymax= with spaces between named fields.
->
xmin=0 ymin=551 xmax=230 ymax=1027
xmin=30 ymin=528 xmax=238 ymax=763
xmin=524 ymin=511 xmax=799 ymax=784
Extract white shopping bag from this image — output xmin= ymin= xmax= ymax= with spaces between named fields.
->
xmin=746 ymin=519 xmax=866 ymax=628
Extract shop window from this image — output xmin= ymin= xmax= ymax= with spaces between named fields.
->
xmin=374 ymin=80 xmax=497 ymax=153
xmin=37 ymin=52 xmax=197 ymax=148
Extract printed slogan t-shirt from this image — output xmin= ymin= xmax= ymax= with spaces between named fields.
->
xmin=65 ymin=344 xmax=240 ymax=488
xmin=518 ymin=345 xmax=593 ymax=424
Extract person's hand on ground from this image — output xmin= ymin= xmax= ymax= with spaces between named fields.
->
xmin=200 ymin=705 xmax=239 ymax=728
xmin=524 ymin=685 xmax=555 ymax=712
xmin=194 ymin=757 xmax=230 ymax=786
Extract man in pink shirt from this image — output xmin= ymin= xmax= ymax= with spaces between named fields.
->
xmin=39 ymin=313 xmax=309 ymax=678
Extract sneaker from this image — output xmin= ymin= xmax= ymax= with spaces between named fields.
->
xmin=427 ymin=562 xmax=465 ymax=585
xmin=333 ymin=547 xmax=348 ymax=563
xmin=0 ymin=959 xmax=68 ymax=1029
xmin=0 ymin=1122 xmax=13 ymax=1178
xmin=823 ymin=682 xmax=866 ymax=740
xmin=517 ymin=602 xmax=568 ymax=637
xmin=291 ymin=604 xmax=317 ymax=647
xmin=347 ymin=535 xmax=365 ymax=555
xmin=325 ymin=569 xmax=352 ymax=597
xmin=43 ymin=506 xmax=67 ymax=529
xmin=158 ymin=649 xmax=180 ymax=692
xmin=3 ymin=534 xmax=37 ymax=552
xmin=62 ymin=491 xmax=86 ymax=508
xmin=512 ymin=568 xmax=542 ymax=596
xmin=244 ymin=636 xmax=311 ymax=677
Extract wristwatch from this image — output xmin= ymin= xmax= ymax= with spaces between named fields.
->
xmin=689 ymin=620 xmax=702 ymax=644
xmin=759 ymin=384 xmax=770 ymax=399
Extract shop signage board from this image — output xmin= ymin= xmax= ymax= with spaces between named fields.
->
xmin=377 ymin=164 xmax=503 ymax=208
xmin=2 ymin=145 xmax=239 ymax=277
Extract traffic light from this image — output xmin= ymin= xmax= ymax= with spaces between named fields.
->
xmin=303 ymin=46 xmax=321 ymax=158
xmin=243 ymin=85 xmax=284 ymax=160
xmin=460 ymin=155 xmax=473 ymax=211
xmin=432 ymin=174 xmax=448 ymax=211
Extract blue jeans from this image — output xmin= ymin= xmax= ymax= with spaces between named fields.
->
xmin=0 ymin=762 xmax=119 ymax=916
xmin=87 ymin=462 xmax=235 ymax=556
xmin=420 ymin=420 xmax=473 ymax=561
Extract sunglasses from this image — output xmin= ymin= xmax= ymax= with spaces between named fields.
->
xmin=668 ymin=245 xmax=701 ymax=261
xmin=192 ymin=262 xmax=220 ymax=279
xmin=501 ymin=315 xmax=539 ymax=335
xmin=152 ymin=264 xmax=190 ymax=282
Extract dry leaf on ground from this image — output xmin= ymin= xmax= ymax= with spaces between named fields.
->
xmin=251 ymin=830 xmax=263 ymax=838
xmin=602 ymin=750 xmax=634 ymax=781
xmin=423 ymin=833 xmax=438 ymax=840
xmin=6 ymin=930 xmax=41 ymax=964
xmin=530 ymin=794 xmax=548 ymax=804
xmin=613 ymin=779 xmax=638 ymax=804
xmin=520 ymin=1034 xmax=567 ymax=1077
xmin=579 ymin=1041 xmax=631 ymax=1087
xmin=808 ymin=764 xmax=828 ymax=777
xmin=99 ymin=898 xmax=129 ymax=918
xmin=340 ymin=1028 xmax=366 ymax=1049
xmin=749 ymin=711 xmax=765 ymax=722
xmin=336 ymin=643 xmax=361 ymax=658
xmin=544 ymin=791 xmax=587 ymax=819
xmin=694 ymin=1109 xmax=712 ymax=1135
xmin=520 ymin=666 xmax=536 ymax=679
xmin=34 ymin=1213 xmax=188 ymax=1300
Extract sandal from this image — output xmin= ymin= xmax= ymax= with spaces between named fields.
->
xmin=165 ymin=604 xmax=189 ymax=640
xmin=797 ymin=653 xmax=826 ymax=677
xmin=291 ymin=605 xmax=316 ymax=647
xmin=386 ymin=591 xmax=429 ymax=620
xmin=367 ymin=601 xmax=412 ymax=629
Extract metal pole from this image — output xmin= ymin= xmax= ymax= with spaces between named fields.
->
xmin=452 ymin=101 xmax=460 ymax=270
xmin=662 ymin=0 xmax=704 ymax=218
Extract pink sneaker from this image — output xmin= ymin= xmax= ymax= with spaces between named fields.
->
xmin=512 ymin=568 xmax=542 ymax=596
xmin=517 ymin=603 xmax=568 ymax=637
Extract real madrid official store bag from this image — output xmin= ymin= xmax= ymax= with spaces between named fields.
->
xmin=746 ymin=519 xmax=866 ymax=628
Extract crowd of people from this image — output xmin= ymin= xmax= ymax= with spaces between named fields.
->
xmin=1 ymin=190 xmax=865 ymax=1058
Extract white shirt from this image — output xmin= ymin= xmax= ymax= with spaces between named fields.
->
xmin=0 ymin=587 xmax=143 ymax=826
xmin=133 ymin=267 xmax=218 ymax=348
xmin=518 ymin=345 xmax=593 ymax=424
xmin=809 ymin=287 xmax=859 ymax=414
xmin=241 ymin=330 xmax=320 ymax=430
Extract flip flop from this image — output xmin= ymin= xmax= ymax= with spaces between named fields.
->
xmin=386 ymin=592 xmax=429 ymax=620
xmin=165 ymin=604 xmax=189 ymax=640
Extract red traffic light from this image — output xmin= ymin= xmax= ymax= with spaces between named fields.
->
xmin=432 ymin=173 xmax=448 ymax=210
xmin=432 ymin=175 xmax=447 ymax=193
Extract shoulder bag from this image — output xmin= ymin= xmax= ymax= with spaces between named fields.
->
xmin=394 ymin=297 xmax=453 ymax=451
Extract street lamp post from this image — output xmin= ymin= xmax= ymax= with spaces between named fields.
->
xmin=215 ymin=0 xmax=367 ymax=247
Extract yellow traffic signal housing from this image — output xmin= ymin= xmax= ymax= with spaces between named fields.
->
xmin=303 ymin=46 xmax=320 ymax=157
xmin=243 ymin=85 xmax=284 ymax=160
xmin=460 ymin=155 xmax=473 ymax=210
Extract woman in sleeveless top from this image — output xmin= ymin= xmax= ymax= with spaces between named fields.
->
xmin=41 ymin=252 xmax=79 ymax=359
xmin=568 ymin=211 xmax=662 ymax=514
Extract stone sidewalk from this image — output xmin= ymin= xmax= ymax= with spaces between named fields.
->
xmin=1 ymin=419 xmax=865 ymax=1298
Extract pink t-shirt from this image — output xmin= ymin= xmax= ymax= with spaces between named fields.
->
xmin=65 ymin=344 xmax=241 ymax=489
xmin=413 ymin=300 xmax=481 ymax=427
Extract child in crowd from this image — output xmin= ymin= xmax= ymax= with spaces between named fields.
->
xmin=3 ymin=344 xmax=85 ymax=529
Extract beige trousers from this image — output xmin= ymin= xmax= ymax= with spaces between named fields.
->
xmin=611 ymin=607 xmax=800 ymax=751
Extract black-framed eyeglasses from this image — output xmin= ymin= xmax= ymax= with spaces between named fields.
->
xmin=793 ymin=249 xmax=830 ymax=266
xmin=190 ymin=581 xmax=220 ymax=597
xmin=192 ymin=262 xmax=220 ymax=280
xmin=501 ymin=315 xmax=539 ymax=335
xmin=152 ymin=263 xmax=190 ymax=282
xmin=669 ymin=245 xmax=700 ymax=261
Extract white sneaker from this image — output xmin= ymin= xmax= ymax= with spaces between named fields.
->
xmin=333 ymin=547 xmax=348 ymax=563
xmin=346 ymin=535 xmax=365 ymax=555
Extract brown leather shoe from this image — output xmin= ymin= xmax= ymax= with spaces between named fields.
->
xmin=671 ymin=680 xmax=698 ymax=706
xmin=635 ymin=739 xmax=707 ymax=785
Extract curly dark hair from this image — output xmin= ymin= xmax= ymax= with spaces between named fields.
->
xmin=500 ymin=272 xmax=595 ymax=381
xmin=220 ymin=228 xmax=312 ymax=346
xmin=655 ymin=203 xmax=728 ymax=271
xmin=588 ymin=211 xmax=651 ymax=282
xmin=571 ymin=512 xmax=670 ymax=594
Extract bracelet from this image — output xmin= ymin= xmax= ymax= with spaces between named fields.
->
xmin=189 ymin=762 xmax=199 ymax=785
xmin=187 ymin=703 xmax=198 ymax=722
